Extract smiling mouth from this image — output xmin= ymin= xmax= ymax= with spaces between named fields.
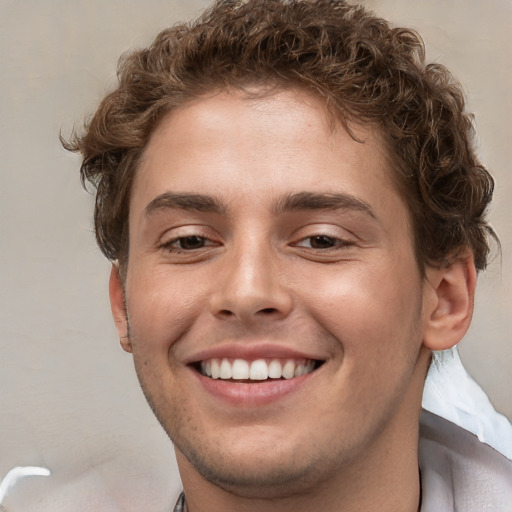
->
xmin=194 ymin=358 xmax=323 ymax=381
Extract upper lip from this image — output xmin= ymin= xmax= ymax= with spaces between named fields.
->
xmin=183 ymin=342 xmax=327 ymax=365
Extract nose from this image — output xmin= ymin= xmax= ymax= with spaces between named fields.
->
xmin=209 ymin=243 xmax=293 ymax=323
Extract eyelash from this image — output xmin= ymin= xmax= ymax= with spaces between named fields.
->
xmin=160 ymin=233 xmax=353 ymax=255
xmin=293 ymin=234 xmax=353 ymax=251
xmin=161 ymin=235 xmax=217 ymax=253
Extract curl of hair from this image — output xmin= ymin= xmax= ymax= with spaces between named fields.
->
xmin=64 ymin=0 xmax=496 ymax=272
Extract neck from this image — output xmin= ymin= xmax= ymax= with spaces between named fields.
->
xmin=178 ymin=349 xmax=431 ymax=512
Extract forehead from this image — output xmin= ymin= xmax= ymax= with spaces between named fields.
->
xmin=130 ymin=88 xmax=409 ymax=235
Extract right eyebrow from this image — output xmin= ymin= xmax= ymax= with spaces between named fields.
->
xmin=144 ymin=192 xmax=227 ymax=216
xmin=274 ymin=191 xmax=376 ymax=218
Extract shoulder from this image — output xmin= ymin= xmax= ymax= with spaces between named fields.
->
xmin=419 ymin=410 xmax=512 ymax=511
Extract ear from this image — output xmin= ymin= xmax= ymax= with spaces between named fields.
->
xmin=422 ymin=251 xmax=477 ymax=351
xmin=109 ymin=264 xmax=132 ymax=353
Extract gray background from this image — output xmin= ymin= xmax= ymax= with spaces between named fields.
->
xmin=1 ymin=1 xmax=510 ymax=510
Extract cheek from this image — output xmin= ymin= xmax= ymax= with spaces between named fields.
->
xmin=299 ymin=263 xmax=424 ymax=416
xmin=125 ymin=267 xmax=208 ymax=352
xmin=301 ymin=260 xmax=424 ymax=358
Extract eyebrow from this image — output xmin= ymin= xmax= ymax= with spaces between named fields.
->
xmin=144 ymin=191 xmax=375 ymax=219
xmin=144 ymin=192 xmax=227 ymax=216
xmin=274 ymin=192 xmax=376 ymax=218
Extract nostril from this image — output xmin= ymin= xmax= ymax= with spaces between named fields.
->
xmin=259 ymin=307 xmax=278 ymax=314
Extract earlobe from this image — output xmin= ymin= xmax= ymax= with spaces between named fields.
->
xmin=109 ymin=264 xmax=132 ymax=353
xmin=422 ymin=252 xmax=477 ymax=351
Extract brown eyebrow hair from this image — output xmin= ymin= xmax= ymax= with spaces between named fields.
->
xmin=275 ymin=192 xmax=376 ymax=218
xmin=145 ymin=190 xmax=375 ymax=219
xmin=145 ymin=192 xmax=227 ymax=216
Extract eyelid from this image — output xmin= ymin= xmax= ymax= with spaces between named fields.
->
xmin=294 ymin=235 xmax=350 ymax=248
xmin=290 ymin=223 xmax=358 ymax=243
xmin=157 ymin=225 xmax=221 ymax=249
xmin=163 ymin=235 xmax=215 ymax=248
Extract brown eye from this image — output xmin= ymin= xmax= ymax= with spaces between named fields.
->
xmin=308 ymin=235 xmax=338 ymax=249
xmin=176 ymin=236 xmax=207 ymax=250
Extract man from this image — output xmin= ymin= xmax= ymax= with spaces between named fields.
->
xmin=66 ymin=0 xmax=512 ymax=510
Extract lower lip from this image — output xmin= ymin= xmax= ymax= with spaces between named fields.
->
xmin=193 ymin=370 xmax=314 ymax=406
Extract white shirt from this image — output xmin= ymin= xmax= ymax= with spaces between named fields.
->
xmin=419 ymin=410 xmax=512 ymax=511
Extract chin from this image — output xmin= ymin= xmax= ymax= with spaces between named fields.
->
xmin=173 ymin=430 xmax=350 ymax=499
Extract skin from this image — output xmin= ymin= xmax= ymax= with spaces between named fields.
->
xmin=110 ymin=88 xmax=476 ymax=512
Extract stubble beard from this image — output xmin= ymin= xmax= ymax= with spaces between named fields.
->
xmin=125 ymin=292 xmax=426 ymax=500
xmin=136 ymin=366 xmax=347 ymax=499
xmin=124 ymin=312 xmax=356 ymax=498
xmin=129 ymin=344 xmax=353 ymax=499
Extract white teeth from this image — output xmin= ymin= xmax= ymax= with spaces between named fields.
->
xmin=282 ymin=360 xmax=296 ymax=379
xmin=268 ymin=359 xmax=282 ymax=378
xmin=219 ymin=359 xmax=232 ymax=379
xmin=200 ymin=358 xmax=317 ymax=381
xmin=232 ymin=359 xmax=249 ymax=379
xmin=249 ymin=359 xmax=269 ymax=380
xmin=211 ymin=359 xmax=220 ymax=379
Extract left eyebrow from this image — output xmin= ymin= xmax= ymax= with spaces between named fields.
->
xmin=274 ymin=192 xmax=376 ymax=218
xmin=144 ymin=192 xmax=227 ymax=217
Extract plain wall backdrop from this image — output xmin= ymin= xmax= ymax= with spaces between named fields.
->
xmin=1 ymin=1 xmax=510 ymax=510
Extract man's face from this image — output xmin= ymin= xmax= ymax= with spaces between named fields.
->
xmin=113 ymin=89 xmax=436 ymax=495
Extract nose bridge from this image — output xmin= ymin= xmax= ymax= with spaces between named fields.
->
xmin=210 ymin=233 xmax=292 ymax=321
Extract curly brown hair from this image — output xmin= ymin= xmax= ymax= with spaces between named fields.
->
xmin=65 ymin=0 xmax=496 ymax=274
